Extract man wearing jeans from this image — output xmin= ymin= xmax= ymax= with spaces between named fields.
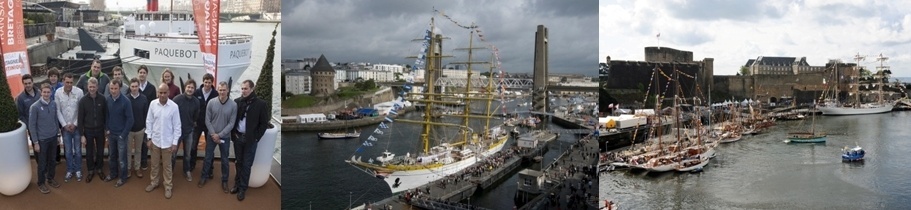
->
xmin=127 ymin=78 xmax=149 ymax=179
xmin=171 ymin=79 xmax=198 ymax=182
xmin=145 ymin=84 xmax=181 ymax=199
xmin=103 ymin=80 xmax=133 ymax=187
xmin=56 ymin=73 xmax=83 ymax=182
xmin=230 ymin=80 xmax=270 ymax=201
xmin=29 ymin=84 xmax=60 ymax=193
xmin=199 ymin=81 xmax=236 ymax=193
xmin=193 ymin=74 xmax=217 ymax=175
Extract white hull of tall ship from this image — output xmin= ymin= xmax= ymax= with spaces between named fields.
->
xmin=818 ymin=104 xmax=894 ymax=116
xmin=120 ymin=34 xmax=253 ymax=86
xmin=348 ymin=134 xmax=508 ymax=194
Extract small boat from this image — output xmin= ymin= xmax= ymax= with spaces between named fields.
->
xmin=787 ymin=105 xmax=826 ymax=143
xmin=842 ymin=145 xmax=865 ymax=161
xmin=318 ymin=132 xmax=361 ymax=139
xmin=787 ymin=132 xmax=827 ymax=143
xmin=676 ymin=155 xmax=709 ymax=172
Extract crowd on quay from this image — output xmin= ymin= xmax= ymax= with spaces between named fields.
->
xmin=539 ymin=135 xmax=598 ymax=209
xmin=436 ymin=146 xmax=520 ymax=189
xmin=19 ymin=60 xmax=271 ymax=201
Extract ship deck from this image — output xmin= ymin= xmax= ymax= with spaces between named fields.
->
xmin=0 ymin=158 xmax=280 ymax=209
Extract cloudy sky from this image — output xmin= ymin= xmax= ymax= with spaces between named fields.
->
xmin=283 ymin=0 xmax=598 ymax=76
xmin=600 ymin=0 xmax=911 ymax=76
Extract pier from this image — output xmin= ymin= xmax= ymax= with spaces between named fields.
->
xmin=281 ymin=106 xmax=416 ymax=132
xmin=353 ymin=114 xmax=596 ymax=210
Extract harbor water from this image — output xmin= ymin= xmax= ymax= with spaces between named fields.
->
xmin=282 ymin=97 xmax=595 ymax=209
xmin=600 ymin=112 xmax=911 ymax=209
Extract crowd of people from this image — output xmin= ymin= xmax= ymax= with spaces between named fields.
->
xmin=19 ymin=60 xmax=271 ymax=201
xmin=437 ymin=146 xmax=520 ymax=189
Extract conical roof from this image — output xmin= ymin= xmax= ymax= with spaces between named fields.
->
xmin=312 ymin=54 xmax=335 ymax=73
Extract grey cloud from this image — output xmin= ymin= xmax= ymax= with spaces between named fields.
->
xmin=282 ymin=0 xmax=598 ymax=76
xmin=662 ymin=0 xmax=785 ymax=21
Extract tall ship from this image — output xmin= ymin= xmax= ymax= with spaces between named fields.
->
xmin=345 ymin=17 xmax=509 ymax=194
xmin=119 ymin=3 xmax=253 ymax=86
xmin=818 ymin=53 xmax=894 ymax=115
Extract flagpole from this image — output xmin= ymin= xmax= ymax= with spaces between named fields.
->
xmin=657 ymin=32 xmax=661 ymax=49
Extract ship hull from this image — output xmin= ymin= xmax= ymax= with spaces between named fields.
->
xmin=818 ymin=104 xmax=893 ymax=115
xmin=381 ymin=137 xmax=507 ymax=194
xmin=119 ymin=35 xmax=252 ymax=88
xmin=353 ymin=134 xmax=508 ymax=194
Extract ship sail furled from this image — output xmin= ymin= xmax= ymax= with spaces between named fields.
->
xmin=191 ymin=0 xmax=220 ymax=81
xmin=1 ymin=0 xmax=31 ymax=97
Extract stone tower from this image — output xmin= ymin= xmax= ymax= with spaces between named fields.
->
xmin=532 ymin=25 xmax=549 ymax=113
xmin=310 ymin=54 xmax=336 ymax=97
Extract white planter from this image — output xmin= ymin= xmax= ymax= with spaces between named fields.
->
xmin=249 ymin=122 xmax=277 ymax=188
xmin=0 ymin=122 xmax=31 ymax=196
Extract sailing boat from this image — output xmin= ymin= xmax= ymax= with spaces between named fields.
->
xmin=818 ymin=53 xmax=894 ymax=115
xmin=787 ymin=104 xmax=826 ymax=143
xmin=318 ymin=107 xmax=362 ymax=139
xmin=345 ymin=18 xmax=509 ymax=194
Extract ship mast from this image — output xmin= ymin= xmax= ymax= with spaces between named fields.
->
xmin=398 ymin=17 xmax=466 ymax=154
xmin=876 ymin=53 xmax=888 ymax=105
xmin=853 ymin=53 xmax=865 ymax=107
xmin=451 ymin=30 xmax=490 ymax=144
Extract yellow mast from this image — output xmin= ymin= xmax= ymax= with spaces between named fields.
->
xmin=462 ymin=31 xmax=474 ymax=144
xmin=483 ymin=51 xmax=496 ymax=140
xmin=419 ymin=17 xmax=437 ymax=154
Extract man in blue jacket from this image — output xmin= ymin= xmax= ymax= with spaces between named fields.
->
xmin=103 ymin=80 xmax=133 ymax=187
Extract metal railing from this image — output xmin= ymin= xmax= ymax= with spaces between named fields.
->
xmin=123 ymin=33 xmax=253 ymax=45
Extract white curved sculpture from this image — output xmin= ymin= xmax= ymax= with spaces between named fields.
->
xmin=0 ymin=122 xmax=32 ymax=196
xmin=249 ymin=122 xmax=277 ymax=188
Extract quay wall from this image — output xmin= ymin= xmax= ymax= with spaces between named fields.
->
xmin=282 ymin=106 xmax=415 ymax=132
xmin=283 ymin=87 xmax=395 ymax=116
xmin=28 ymin=39 xmax=79 ymax=73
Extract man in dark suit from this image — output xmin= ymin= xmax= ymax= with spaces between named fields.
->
xmin=192 ymin=73 xmax=217 ymax=174
xmin=229 ymin=80 xmax=270 ymax=201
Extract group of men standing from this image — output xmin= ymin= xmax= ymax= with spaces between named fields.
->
xmin=18 ymin=59 xmax=271 ymax=201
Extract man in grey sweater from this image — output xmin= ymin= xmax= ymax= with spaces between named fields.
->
xmin=29 ymin=83 xmax=61 ymax=194
xmin=199 ymin=81 xmax=236 ymax=193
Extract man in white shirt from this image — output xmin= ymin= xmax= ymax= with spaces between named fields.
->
xmin=144 ymin=84 xmax=181 ymax=199
xmin=56 ymin=73 xmax=83 ymax=183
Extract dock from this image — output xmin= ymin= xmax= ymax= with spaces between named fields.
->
xmin=354 ymin=114 xmax=597 ymax=210
xmin=281 ymin=106 xmax=416 ymax=132
xmin=517 ymin=133 xmax=599 ymax=210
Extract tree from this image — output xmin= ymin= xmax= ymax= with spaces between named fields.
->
xmin=254 ymin=23 xmax=278 ymax=110
xmin=0 ymin=57 xmax=18 ymax=132
xmin=394 ymin=72 xmax=403 ymax=81
xmin=739 ymin=66 xmax=750 ymax=76
xmin=860 ymin=67 xmax=872 ymax=78
xmin=281 ymin=70 xmax=286 ymax=94
xmin=364 ymin=79 xmax=376 ymax=90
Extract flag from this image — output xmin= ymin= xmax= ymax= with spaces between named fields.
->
xmin=192 ymin=0 xmax=221 ymax=83
xmin=363 ymin=141 xmax=373 ymax=147
xmin=385 ymin=117 xmax=394 ymax=123
xmin=355 ymin=147 xmax=364 ymax=153
xmin=656 ymin=33 xmax=660 ymax=38
xmin=390 ymin=110 xmax=398 ymax=115
xmin=368 ymin=136 xmax=378 ymax=141
xmin=379 ymin=122 xmax=389 ymax=129
xmin=374 ymin=129 xmax=383 ymax=135
xmin=1 ymin=0 xmax=31 ymax=96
